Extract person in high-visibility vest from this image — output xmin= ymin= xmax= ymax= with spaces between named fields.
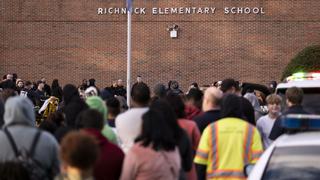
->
xmin=194 ymin=94 xmax=263 ymax=180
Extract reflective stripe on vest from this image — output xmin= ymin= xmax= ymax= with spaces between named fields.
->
xmin=207 ymin=170 xmax=246 ymax=179
xmin=195 ymin=149 xmax=209 ymax=160
xmin=210 ymin=123 xmax=219 ymax=170
xmin=252 ymin=150 xmax=263 ymax=160
xmin=243 ymin=124 xmax=254 ymax=164
xmin=208 ymin=121 xmax=256 ymax=179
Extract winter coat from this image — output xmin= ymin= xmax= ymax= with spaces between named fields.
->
xmin=0 ymin=96 xmax=60 ymax=179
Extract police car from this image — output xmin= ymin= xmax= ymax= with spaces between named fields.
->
xmin=246 ymin=72 xmax=320 ymax=179
xmin=247 ymin=114 xmax=320 ymax=179
xmin=276 ymin=72 xmax=320 ymax=114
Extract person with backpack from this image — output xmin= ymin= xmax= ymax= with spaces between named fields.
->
xmin=0 ymin=161 xmax=30 ymax=180
xmin=0 ymin=96 xmax=60 ymax=180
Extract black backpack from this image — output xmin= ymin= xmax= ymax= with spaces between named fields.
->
xmin=4 ymin=128 xmax=49 ymax=180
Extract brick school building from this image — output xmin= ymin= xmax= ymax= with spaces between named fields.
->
xmin=1 ymin=0 xmax=319 ymax=90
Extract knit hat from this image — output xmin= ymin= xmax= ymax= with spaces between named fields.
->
xmin=85 ymin=86 xmax=98 ymax=97
xmin=86 ymin=96 xmax=108 ymax=120
xmin=16 ymin=79 xmax=23 ymax=86
xmin=170 ymin=81 xmax=179 ymax=90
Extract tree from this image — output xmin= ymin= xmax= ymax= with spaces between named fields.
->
xmin=282 ymin=45 xmax=320 ymax=80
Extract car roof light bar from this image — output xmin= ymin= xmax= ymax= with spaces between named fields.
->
xmin=281 ymin=114 xmax=320 ymax=130
xmin=286 ymin=72 xmax=320 ymax=82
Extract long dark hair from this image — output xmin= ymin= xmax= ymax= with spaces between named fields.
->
xmin=149 ymin=99 xmax=184 ymax=143
xmin=63 ymin=84 xmax=80 ymax=105
xmin=165 ymin=93 xmax=185 ymax=119
xmin=51 ymin=79 xmax=60 ymax=89
xmin=135 ymin=109 xmax=176 ymax=151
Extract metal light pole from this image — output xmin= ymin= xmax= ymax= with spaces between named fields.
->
xmin=126 ymin=0 xmax=132 ymax=108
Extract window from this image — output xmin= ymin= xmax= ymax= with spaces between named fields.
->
xmin=263 ymin=146 xmax=320 ymax=180
xmin=277 ymin=88 xmax=320 ymax=114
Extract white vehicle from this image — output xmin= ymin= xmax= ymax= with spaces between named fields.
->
xmin=276 ymin=72 xmax=320 ymax=114
xmin=247 ymin=114 xmax=320 ymax=180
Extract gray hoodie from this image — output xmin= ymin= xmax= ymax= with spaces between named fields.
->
xmin=244 ymin=92 xmax=263 ymax=120
xmin=0 ymin=96 xmax=60 ymax=179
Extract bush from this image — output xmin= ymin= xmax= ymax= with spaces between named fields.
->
xmin=282 ymin=45 xmax=320 ymax=80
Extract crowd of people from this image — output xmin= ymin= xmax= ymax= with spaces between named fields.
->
xmin=0 ymin=73 xmax=308 ymax=180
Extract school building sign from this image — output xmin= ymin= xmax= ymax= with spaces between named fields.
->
xmin=1 ymin=0 xmax=319 ymax=89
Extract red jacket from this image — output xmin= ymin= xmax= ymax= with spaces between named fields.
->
xmin=83 ymin=128 xmax=124 ymax=180
xmin=184 ymin=105 xmax=202 ymax=120
xmin=178 ymin=119 xmax=201 ymax=180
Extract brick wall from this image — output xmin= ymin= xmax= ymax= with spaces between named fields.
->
xmin=1 ymin=0 xmax=320 ymax=91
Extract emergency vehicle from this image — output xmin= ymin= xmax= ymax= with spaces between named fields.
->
xmin=247 ymin=114 xmax=320 ymax=179
xmin=276 ymin=72 xmax=320 ymax=114
xmin=246 ymin=72 xmax=320 ymax=179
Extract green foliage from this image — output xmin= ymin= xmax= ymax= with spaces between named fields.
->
xmin=282 ymin=45 xmax=320 ymax=80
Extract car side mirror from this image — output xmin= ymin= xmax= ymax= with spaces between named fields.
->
xmin=244 ymin=163 xmax=255 ymax=177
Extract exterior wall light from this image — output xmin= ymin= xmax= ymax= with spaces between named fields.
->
xmin=167 ymin=24 xmax=179 ymax=38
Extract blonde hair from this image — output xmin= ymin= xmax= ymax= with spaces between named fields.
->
xmin=266 ymin=94 xmax=282 ymax=105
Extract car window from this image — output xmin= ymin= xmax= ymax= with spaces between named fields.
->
xmin=277 ymin=88 xmax=320 ymax=115
xmin=262 ymin=146 xmax=320 ymax=180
